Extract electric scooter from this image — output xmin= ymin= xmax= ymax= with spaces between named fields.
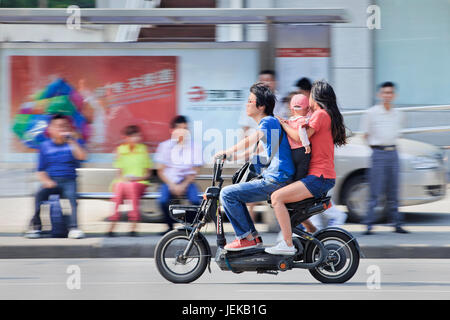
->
xmin=155 ymin=156 xmax=361 ymax=284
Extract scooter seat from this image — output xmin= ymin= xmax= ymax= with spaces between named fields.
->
xmin=267 ymin=195 xmax=330 ymax=210
xmin=287 ymin=196 xmax=331 ymax=210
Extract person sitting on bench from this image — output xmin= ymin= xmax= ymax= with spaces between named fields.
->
xmin=26 ymin=114 xmax=87 ymax=239
xmin=107 ymin=125 xmax=152 ymax=237
xmin=155 ymin=115 xmax=203 ymax=235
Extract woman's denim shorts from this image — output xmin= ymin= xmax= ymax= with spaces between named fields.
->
xmin=301 ymin=174 xmax=335 ymax=198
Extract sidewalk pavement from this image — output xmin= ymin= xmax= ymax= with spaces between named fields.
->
xmin=0 ymin=195 xmax=449 ymax=259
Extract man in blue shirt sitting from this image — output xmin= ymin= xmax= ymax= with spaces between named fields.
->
xmin=26 ymin=114 xmax=87 ymax=239
xmin=214 ymin=83 xmax=295 ymax=251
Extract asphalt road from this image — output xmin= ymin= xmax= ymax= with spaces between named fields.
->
xmin=1 ymin=258 xmax=450 ymax=300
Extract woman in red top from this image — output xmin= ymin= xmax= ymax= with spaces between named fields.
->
xmin=265 ymin=80 xmax=347 ymax=256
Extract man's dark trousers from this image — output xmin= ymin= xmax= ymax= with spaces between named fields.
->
xmin=365 ymin=148 xmax=403 ymax=230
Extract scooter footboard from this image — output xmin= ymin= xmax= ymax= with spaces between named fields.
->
xmin=215 ymin=248 xmax=289 ymax=272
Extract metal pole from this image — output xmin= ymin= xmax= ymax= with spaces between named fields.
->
xmin=39 ymin=0 xmax=48 ymax=8
xmin=260 ymin=21 xmax=276 ymax=71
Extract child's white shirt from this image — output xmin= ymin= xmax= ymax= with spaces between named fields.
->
xmin=289 ymin=115 xmax=310 ymax=147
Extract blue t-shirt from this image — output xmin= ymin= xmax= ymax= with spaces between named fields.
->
xmin=254 ymin=116 xmax=295 ymax=183
xmin=37 ymin=139 xmax=85 ymax=179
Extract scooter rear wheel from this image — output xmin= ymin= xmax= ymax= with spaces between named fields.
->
xmin=155 ymin=230 xmax=209 ymax=283
xmin=305 ymin=230 xmax=359 ymax=284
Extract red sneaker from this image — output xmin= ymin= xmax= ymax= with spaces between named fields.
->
xmin=225 ymin=238 xmax=258 ymax=251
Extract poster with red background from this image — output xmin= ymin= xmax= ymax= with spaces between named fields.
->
xmin=10 ymin=55 xmax=177 ymax=153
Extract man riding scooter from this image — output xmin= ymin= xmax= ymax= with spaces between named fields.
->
xmin=214 ymin=82 xmax=297 ymax=254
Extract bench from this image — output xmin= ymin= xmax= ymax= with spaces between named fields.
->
xmin=76 ymin=173 xmax=233 ymax=200
xmin=77 ymin=191 xmax=203 ymax=200
xmin=76 ymin=190 xmax=271 ymax=225
xmin=75 ymin=174 xmax=275 ymax=227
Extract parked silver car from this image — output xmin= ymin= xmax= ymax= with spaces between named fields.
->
xmin=333 ymin=134 xmax=448 ymax=222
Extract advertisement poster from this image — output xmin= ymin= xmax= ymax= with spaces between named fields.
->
xmin=2 ymin=47 xmax=259 ymax=163
xmin=177 ymin=49 xmax=259 ymax=158
xmin=9 ymin=55 xmax=177 ymax=154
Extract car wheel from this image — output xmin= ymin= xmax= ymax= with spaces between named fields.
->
xmin=342 ymin=174 xmax=387 ymax=223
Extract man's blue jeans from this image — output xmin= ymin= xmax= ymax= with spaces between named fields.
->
xmin=220 ymin=178 xmax=288 ymax=239
xmin=365 ymin=149 xmax=403 ymax=229
xmin=31 ymin=177 xmax=78 ymax=230
xmin=159 ymin=183 xmax=201 ymax=229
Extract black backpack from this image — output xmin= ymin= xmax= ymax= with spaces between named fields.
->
xmin=46 ymin=195 xmax=69 ymax=238
xmin=232 ymin=130 xmax=284 ymax=184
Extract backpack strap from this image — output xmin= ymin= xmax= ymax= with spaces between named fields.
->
xmin=252 ymin=126 xmax=285 ymax=180
xmin=259 ymin=126 xmax=285 ymax=168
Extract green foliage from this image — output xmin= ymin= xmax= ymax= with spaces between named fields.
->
xmin=0 ymin=0 xmax=39 ymax=7
xmin=48 ymin=0 xmax=95 ymax=8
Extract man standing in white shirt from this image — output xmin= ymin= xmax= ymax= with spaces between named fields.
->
xmin=360 ymin=82 xmax=408 ymax=235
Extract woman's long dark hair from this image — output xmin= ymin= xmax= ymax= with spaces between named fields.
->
xmin=310 ymin=80 xmax=347 ymax=147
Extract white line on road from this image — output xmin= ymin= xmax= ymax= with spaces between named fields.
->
xmin=0 ymin=281 xmax=168 ymax=286
xmin=2 ymin=280 xmax=450 ymax=288
xmin=239 ymin=289 xmax=450 ymax=294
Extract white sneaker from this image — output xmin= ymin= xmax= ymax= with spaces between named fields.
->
xmin=264 ymin=240 xmax=297 ymax=256
xmin=68 ymin=229 xmax=85 ymax=239
xmin=24 ymin=230 xmax=41 ymax=239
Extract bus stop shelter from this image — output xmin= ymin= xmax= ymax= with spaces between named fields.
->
xmin=0 ymin=7 xmax=350 ymax=69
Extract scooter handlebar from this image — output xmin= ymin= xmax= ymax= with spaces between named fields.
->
xmin=214 ymin=153 xmax=227 ymax=161
xmin=213 ymin=154 xmax=226 ymax=184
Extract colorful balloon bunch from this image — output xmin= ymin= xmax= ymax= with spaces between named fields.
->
xmin=12 ymin=78 xmax=91 ymax=149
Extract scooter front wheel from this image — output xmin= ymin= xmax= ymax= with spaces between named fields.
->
xmin=155 ymin=230 xmax=210 ymax=283
xmin=305 ymin=230 xmax=360 ymax=284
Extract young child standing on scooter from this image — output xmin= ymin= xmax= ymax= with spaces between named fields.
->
xmin=276 ymin=94 xmax=311 ymax=180
xmin=276 ymin=94 xmax=317 ymax=234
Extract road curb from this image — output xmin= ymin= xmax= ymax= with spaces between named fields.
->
xmin=360 ymin=245 xmax=450 ymax=259
xmin=1 ymin=241 xmax=450 ymax=259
